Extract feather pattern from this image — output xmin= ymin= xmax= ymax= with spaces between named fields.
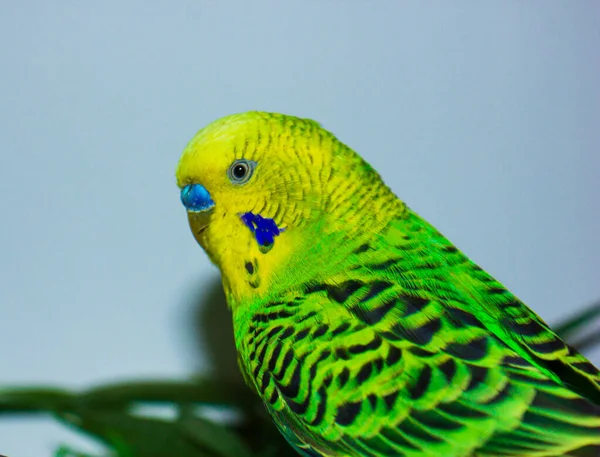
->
xmin=235 ymin=210 xmax=600 ymax=456
xmin=176 ymin=111 xmax=600 ymax=457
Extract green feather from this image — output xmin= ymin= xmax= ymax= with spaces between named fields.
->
xmin=179 ymin=112 xmax=600 ymax=457
xmin=236 ymin=210 xmax=600 ymax=456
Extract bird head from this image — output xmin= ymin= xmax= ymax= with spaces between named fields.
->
xmin=175 ymin=111 xmax=401 ymax=305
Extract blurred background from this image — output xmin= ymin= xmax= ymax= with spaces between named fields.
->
xmin=1 ymin=1 xmax=599 ymax=455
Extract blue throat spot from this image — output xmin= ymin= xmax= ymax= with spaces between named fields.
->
xmin=240 ymin=212 xmax=285 ymax=247
xmin=181 ymin=184 xmax=215 ymax=212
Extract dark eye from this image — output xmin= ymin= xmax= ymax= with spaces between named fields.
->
xmin=228 ymin=159 xmax=256 ymax=184
xmin=233 ymin=163 xmax=247 ymax=179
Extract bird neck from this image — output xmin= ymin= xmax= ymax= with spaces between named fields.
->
xmin=223 ymin=185 xmax=407 ymax=315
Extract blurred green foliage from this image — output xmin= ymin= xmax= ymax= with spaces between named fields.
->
xmin=1 ymin=379 xmax=296 ymax=457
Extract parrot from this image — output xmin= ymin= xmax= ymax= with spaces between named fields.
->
xmin=175 ymin=111 xmax=600 ymax=457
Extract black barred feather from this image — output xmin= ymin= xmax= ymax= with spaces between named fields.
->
xmin=237 ymin=212 xmax=600 ymax=457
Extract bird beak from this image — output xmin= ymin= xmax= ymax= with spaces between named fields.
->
xmin=180 ymin=183 xmax=215 ymax=212
xmin=187 ymin=210 xmax=213 ymax=246
xmin=180 ymin=183 xmax=216 ymax=243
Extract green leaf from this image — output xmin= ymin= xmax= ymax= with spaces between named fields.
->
xmin=180 ymin=416 xmax=255 ymax=457
xmin=0 ymin=387 xmax=75 ymax=414
xmin=56 ymin=409 xmax=220 ymax=457
xmin=79 ymin=379 xmax=255 ymax=411
xmin=553 ymin=299 xmax=600 ymax=342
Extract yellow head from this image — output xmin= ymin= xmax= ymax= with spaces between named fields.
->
xmin=176 ymin=112 xmax=401 ymax=306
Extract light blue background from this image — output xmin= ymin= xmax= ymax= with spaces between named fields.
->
xmin=1 ymin=1 xmax=599 ymax=455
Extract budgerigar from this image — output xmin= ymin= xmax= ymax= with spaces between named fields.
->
xmin=176 ymin=112 xmax=600 ymax=457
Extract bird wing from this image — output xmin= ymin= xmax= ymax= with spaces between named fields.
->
xmin=242 ymin=212 xmax=600 ymax=456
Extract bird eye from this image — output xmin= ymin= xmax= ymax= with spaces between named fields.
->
xmin=227 ymin=159 xmax=256 ymax=184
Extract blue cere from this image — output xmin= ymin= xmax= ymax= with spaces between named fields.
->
xmin=240 ymin=212 xmax=284 ymax=246
xmin=180 ymin=184 xmax=215 ymax=212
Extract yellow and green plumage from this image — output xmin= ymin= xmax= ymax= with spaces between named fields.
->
xmin=176 ymin=112 xmax=600 ymax=457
